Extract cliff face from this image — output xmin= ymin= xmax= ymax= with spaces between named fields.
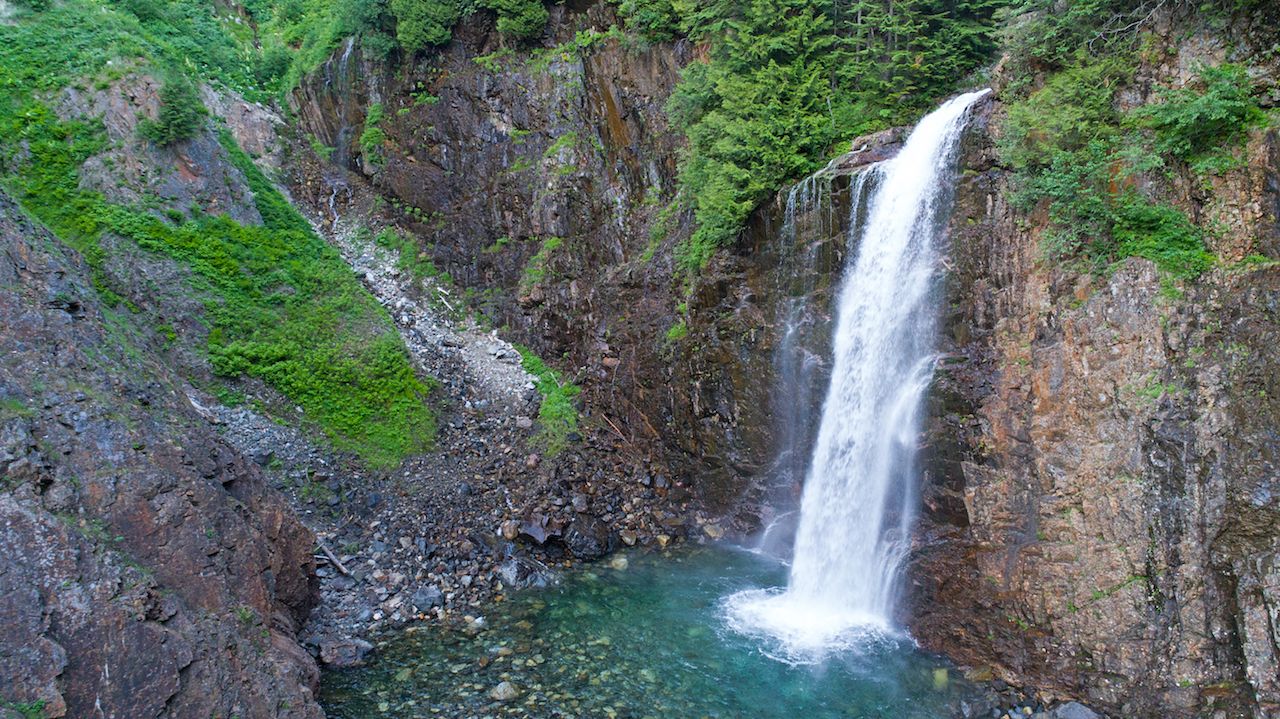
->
xmin=911 ymin=93 xmax=1280 ymax=719
xmin=287 ymin=3 xmax=861 ymax=515
xmin=0 ymin=192 xmax=322 ymax=718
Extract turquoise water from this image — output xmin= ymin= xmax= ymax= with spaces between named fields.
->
xmin=320 ymin=547 xmax=972 ymax=718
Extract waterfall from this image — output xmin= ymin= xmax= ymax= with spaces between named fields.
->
xmin=725 ymin=89 xmax=989 ymax=657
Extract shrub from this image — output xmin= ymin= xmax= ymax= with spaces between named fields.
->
xmin=480 ymin=0 xmax=547 ymax=38
xmin=618 ymin=0 xmax=679 ymax=41
xmin=137 ymin=73 xmax=206 ymax=146
xmin=388 ymin=0 xmax=459 ymax=52
xmin=515 ymin=345 xmax=581 ymax=455
xmin=1132 ymin=63 xmax=1265 ymax=172
xmin=1001 ymin=58 xmax=1230 ymax=279
xmin=358 ymin=102 xmax=386 ymax=161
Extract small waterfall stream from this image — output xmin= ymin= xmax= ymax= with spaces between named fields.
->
xmin=726 ymin=89 xmax=990 ymax=656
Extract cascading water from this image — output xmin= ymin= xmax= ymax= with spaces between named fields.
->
xmin=725 ymin=89 xmax=990 ymax=657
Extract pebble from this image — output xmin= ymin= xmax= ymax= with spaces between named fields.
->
xmin=489 ymin=681 xmax=520 ymax=702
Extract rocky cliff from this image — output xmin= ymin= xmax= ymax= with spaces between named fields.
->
xmin=0 ymin=190 xmax=323 ymax=717
xmin=909 ymin=42 xmax=1280 ymax=719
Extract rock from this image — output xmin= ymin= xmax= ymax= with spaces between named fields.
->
xmin=411 ymin=585 xmax=443 ymax=610
xmin=965 ymin=666 xmax=995 ymax=682
xmin=608 ymin=555 xmax=628 ymax=571
xmin=563 ymin=516 xmax=613 ymax=560
xmin=525 ymin=453 xmax=540 ymax=469
xmin=488 ymin=681 xmax=519 ymax=702
xmin=518 ymin=514 xmax=563 ymax=545
xmin=571 ymin=494 xmax=589 ymax=513
xmin=1050 ymin=703 xmax=1100 ymax=719
xmin=457 ymin=482 xmax=473 ymax=497
xmin=515 ymin=416 xmax=534 ymax=430
xmin=319 ymin=637 xmax=374 ymax=668
xmin=656 ymin=534 xmax=671 ymax=549
xmin=500 ymin=520 xmax=520 ymax=541
xmin=619 ymin=529 xmax=637 ymax=546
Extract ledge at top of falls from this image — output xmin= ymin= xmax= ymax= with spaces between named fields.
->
xmin=812 ymin=90 xmax=996 ymax=181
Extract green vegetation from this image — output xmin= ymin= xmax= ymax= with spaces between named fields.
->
xmin=519 ymin=235 xmax=563 ymax=291
xmin=647 ymin=0 xmax=1005 ymax=271
xmin=1132 ymin=62 xmax=1266 ymax=174
xmin=389 ymin=0 xmax=458 ymax=52
xmin=0 ymin=397 xmax=34 ymax=420
xmin=371 ymin=225 xmax=450 ymax=282
xmin=359 ymin=102 xmax=387 ymax=163
xmin=516 ymin=345 xmax=581 ymax=455
xmin=137 ymin=72 xmax=206 ymax=145
xmin=0 ymin=2 xmax=438 ymax=467
xmin=481 ymin=0 xmax=548 ymax=38
xmin=998 ymin=55 xmax=1264 ymax=278
xmin=664 ymin=320 xmax=688 ymax=342
xmin=1 ymin=700 xmax=46 ymax=719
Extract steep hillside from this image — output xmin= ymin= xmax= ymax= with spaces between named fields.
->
xmin=0 ymin=191 xmax=323 ymax=717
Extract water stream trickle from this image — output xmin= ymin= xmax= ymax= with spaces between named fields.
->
xmin=725 ymin=89 xmax=990 ymax=658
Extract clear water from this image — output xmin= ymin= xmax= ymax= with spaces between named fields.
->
xmin=320 ymin=547 xmax=973 ymax=719
xmin=725 ymin=90 xmax=990 ymax=656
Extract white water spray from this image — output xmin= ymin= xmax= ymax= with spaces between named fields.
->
xmin=725 ymin=89 xmax=990 ymax=658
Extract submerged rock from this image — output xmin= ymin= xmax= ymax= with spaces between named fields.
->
xmin=489 ymin=680 xmax=520 ymax=702
xmin=319 ymin=637 xmax=375 ymax=668
xmin=1050 ymin=702 xmax=1100 ymax=719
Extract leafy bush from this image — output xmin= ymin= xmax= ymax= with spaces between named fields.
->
xmin=359 ymin=102 xmax=386 ymax=161
xmin=137 ymin=73 xmax=206 ymax=145
xmin=480 ymin=0 xmax=547 ymax=38
xmin=1000 ymin=58 xmax=1232 ymax=279
xmin=617 ymin=0 xmax=678 ymax=41
xmin=999 ymin=59 xmax=1126 ymax=170
xmin=1132 ymin=63 xmax=1265 ymax=172
xmin=388 ymin=0 xmax=459 ymax=52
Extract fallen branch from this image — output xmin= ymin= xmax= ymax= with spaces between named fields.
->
xmin=316 ymin=539 xmax=351 ymax=576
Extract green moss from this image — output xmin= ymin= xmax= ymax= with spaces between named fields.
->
xmin=515 ymin=345 xmax=581 ymax=456
xmin=664 ymin=320 xmax=688 ymax=342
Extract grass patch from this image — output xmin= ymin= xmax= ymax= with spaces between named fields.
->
xmin=370 ymin=226 xmax=449 ymax=282
xmin=515 ymin=345 xmax=580 ymax=456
